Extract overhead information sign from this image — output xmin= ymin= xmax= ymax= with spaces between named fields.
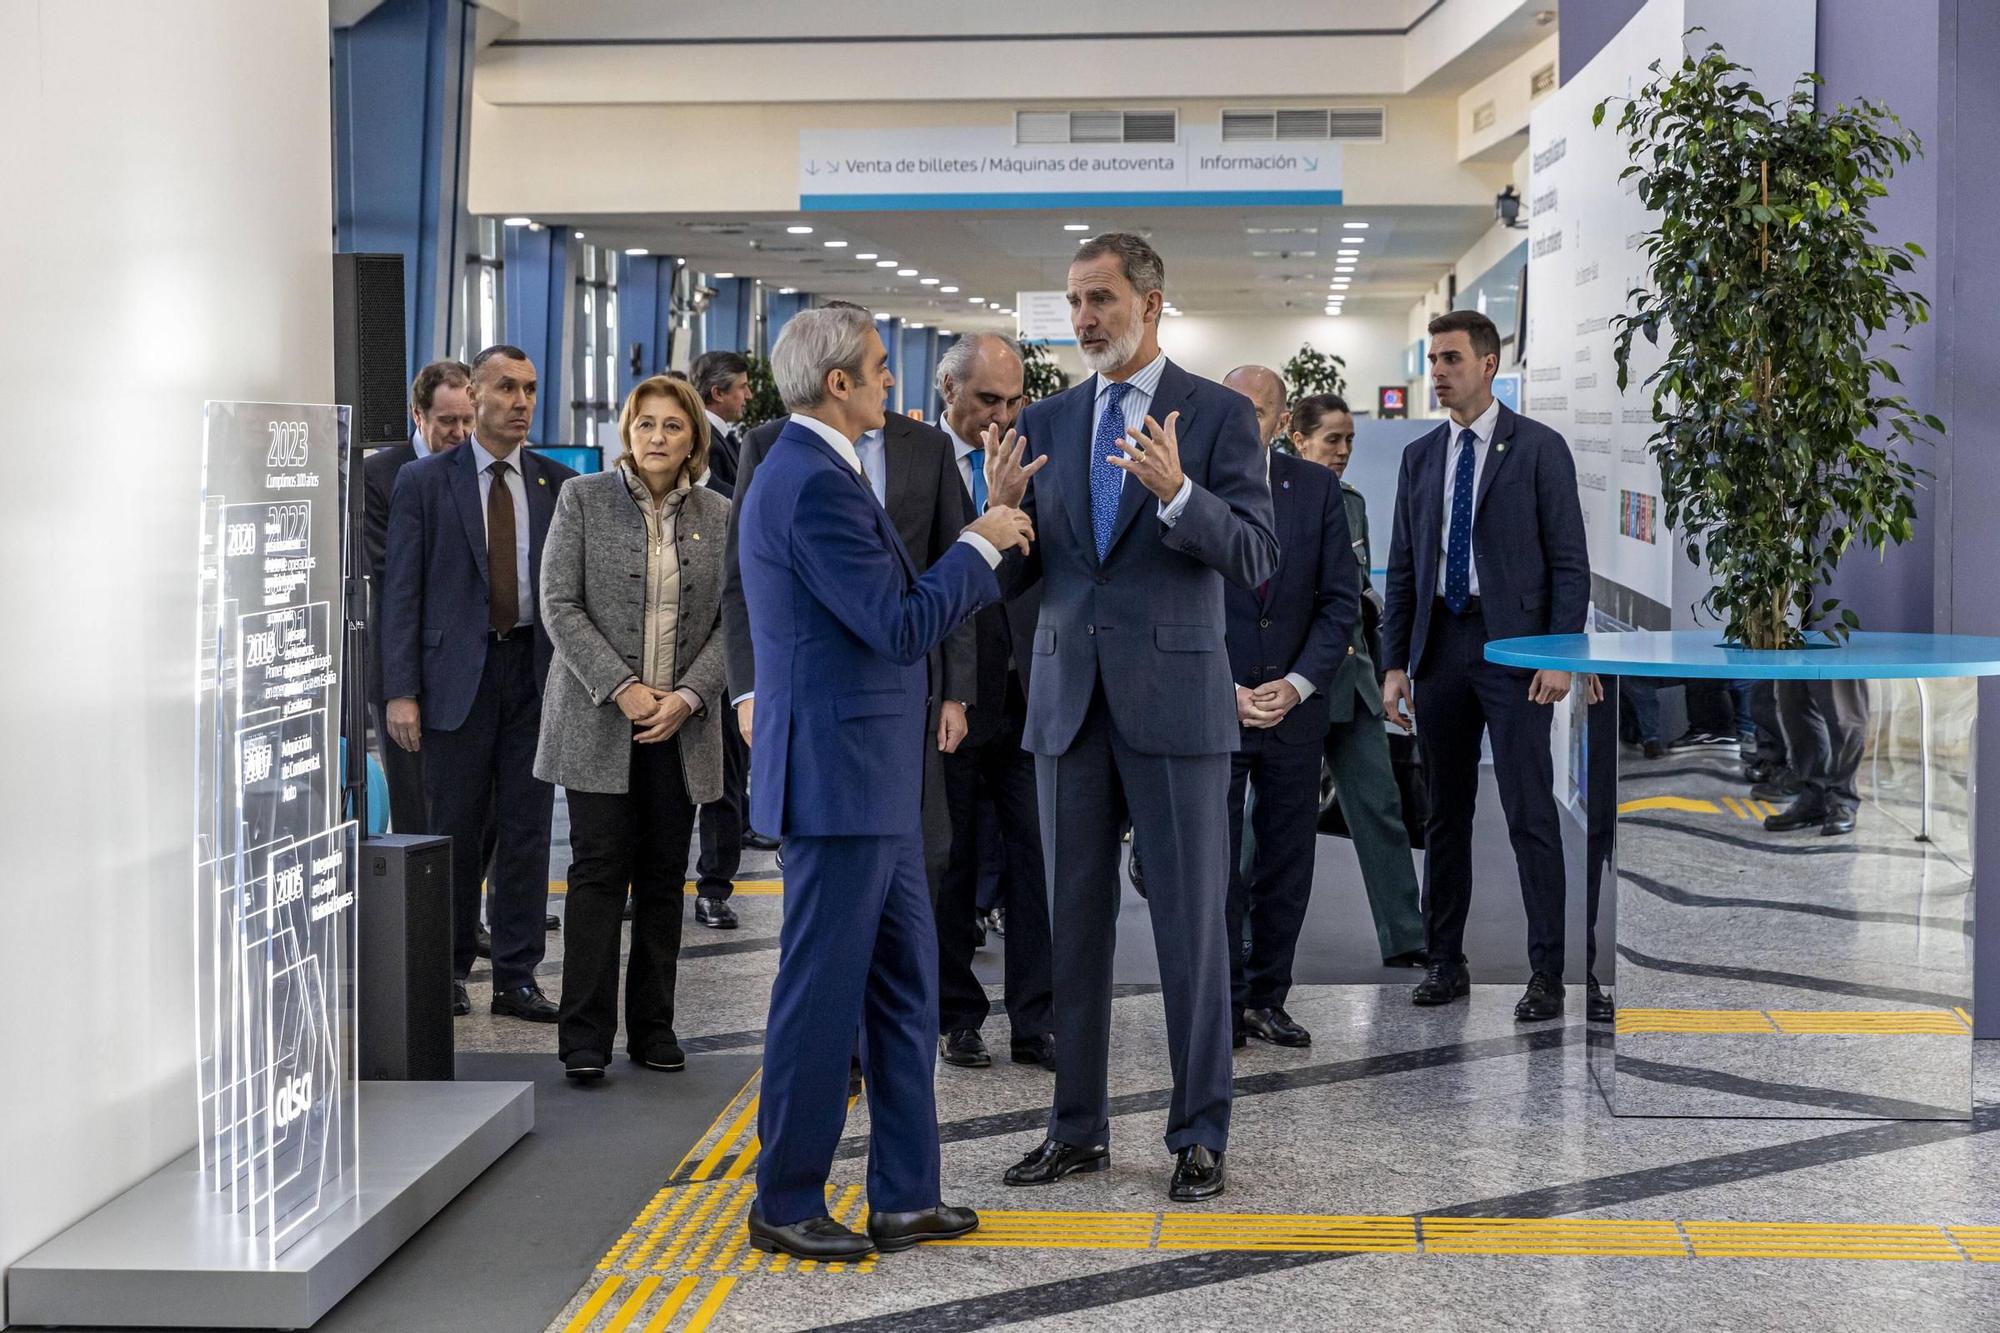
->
xmin=1015 ymin=291 xmax=1075 ymax=344
xmin=799 ymin=125 xmax=1342 ymax=210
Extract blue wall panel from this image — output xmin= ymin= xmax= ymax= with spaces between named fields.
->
xmin=503 ymin=227 xmax=568 ymax=444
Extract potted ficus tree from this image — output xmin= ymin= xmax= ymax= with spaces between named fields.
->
xmin=1596 ymin=40 xmax=1942 ymax=649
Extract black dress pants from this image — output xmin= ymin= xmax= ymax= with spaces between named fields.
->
xmin=1776 ymin=678 xmax=1868 ymax=808
xmin=1414 ymin=600 xmax=1567 ymax=975
xmin=1224 ymin=723 xmax=1324 ymax=1012
xmin=695 ymin=721 xmax=747 ymax=899
xmin=559 ymin=736 xmax=699 ymax=1060
xmin=422 ymin=635 xmax=553 ymax=992
xmin=937 ymin=675 xmax=1053 ymax=1040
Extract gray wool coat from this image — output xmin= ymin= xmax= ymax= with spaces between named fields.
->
xmin=534 ymin=467 xmax=730 ymax=800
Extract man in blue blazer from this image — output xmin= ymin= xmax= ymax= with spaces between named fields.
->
xmin=1218 ymin=366 xmax=1359 ymax=1050
xmin=381 ymin=345 xmax=576 ymax=1023
xmin=738 ymin=305 xmax=1034 ymax=1261
xmin=1380 ymin=310 xmax=1591 ymax=1022
xmin=985 ymin=234 xmax=1278 ymax=1202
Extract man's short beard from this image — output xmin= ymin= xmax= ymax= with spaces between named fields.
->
xmin=1079 ymin=321 xmax=1144 ymax=374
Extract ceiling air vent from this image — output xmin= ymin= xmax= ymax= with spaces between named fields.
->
xmin=1531 ymin=63 xmax=1557 ymax=97
xmin=1221 ymin=107 xmax=1385 ymax=143
xmin=1472 ymin=101 xmax=1497 ymax=133
xmin=1014 ymin=109 xmax=1180 ymax=146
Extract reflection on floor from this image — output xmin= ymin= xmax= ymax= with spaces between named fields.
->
xmin=478 ymin=854 xmax=2000 ymax=1333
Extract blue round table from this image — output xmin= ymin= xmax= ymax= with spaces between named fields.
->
xmin=1485 ymin=629 xmax=2000 ymax=680
xmin=1478 ymin=630 xmax=1993 ymax=1120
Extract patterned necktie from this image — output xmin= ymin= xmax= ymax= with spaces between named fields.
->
xmin=1443 ymin=428 xmax=1477 ymax=614
xmin=967 ymin=448 xmax=987 ymax=514
xmin=487 ymin=459 xmax=519 ymax=632
xmin=1090 ymin=382 xmax=1134 ymax=560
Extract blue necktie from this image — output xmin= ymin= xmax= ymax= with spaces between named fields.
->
xmin=1090 ymin=382 xmax=1133 ymax=560
xmin=1444 ymin=428 xmax=1477 ymax=614
xmin=967 ymin=448 xmax=987 ymax=514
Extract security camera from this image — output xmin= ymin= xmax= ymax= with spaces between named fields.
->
xmin=1496 ymin=185 xmax=1526 ymax=229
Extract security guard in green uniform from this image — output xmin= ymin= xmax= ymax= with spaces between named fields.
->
xmin=1292 ymin=394 xmax=1428 ymax=966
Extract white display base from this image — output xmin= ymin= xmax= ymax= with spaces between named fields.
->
xmin=8 ymin=1080 xmax=533 ymax=1329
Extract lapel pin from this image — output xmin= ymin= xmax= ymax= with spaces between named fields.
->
xmin=1496 ymin=443 xmax=1507 ymax=454
xmin=538 ymin=476 xmax=547 ymax=485
xmin=1282 ymin=480 xmax=1291 ymax=490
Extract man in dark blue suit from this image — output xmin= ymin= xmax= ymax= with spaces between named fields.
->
xmin=1218 ymin=366 xmax=1358 ymax=1050
xmin=738 ymin=306 xmax=1035 ymax=1260
xmin=984 ymin=234 xmax=1278 ymax=1202
xmin=381 ymin=345 xmax=577 ymax=1023
xmin=1380 ymin=310 xmax=1591 ymax=1021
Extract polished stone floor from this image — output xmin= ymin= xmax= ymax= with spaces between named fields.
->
xmin=441 ymin=772 xmax=2000 ymax=1333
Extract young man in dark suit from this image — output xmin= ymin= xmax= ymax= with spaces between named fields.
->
xmin=381 ymin=345 xmax=577 ymax=1023
xmin=363 ymin=360 xmax=472 ymax=834
xmin=1380 ymin=310 xmax=1591 ymax=1021
xmin=1217 ymin=366 xmax=1359 ymax=1049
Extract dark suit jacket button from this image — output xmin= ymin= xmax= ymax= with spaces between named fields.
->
xmin=1259 ymin=617 xmax=1272 ymax=628
xmin=1096 ymin=575 xmax=1108 ymax=585
xmin=1086 ymin=625 xmax=1096 ymax=635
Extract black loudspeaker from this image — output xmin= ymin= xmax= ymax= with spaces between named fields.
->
xmin=333 ymin=252 xmax=409 ymax=447
xmin=357 ymin=833 xmax=456 ymax=1081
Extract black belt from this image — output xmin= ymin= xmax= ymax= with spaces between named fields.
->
xmin=1436 ymin=595 xmax=1482 ymax=616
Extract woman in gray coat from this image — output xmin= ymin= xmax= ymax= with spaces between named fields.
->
xmin=536 ymin=374 xmax=731 ymax=1081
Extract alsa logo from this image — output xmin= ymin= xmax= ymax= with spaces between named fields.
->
xmin=273 ymin=1073 xmax=314 ymax=1127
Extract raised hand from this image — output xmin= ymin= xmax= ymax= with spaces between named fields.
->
xmin=967 ymin=504 xmax=1035 ymax=556
xmin=1108 ymin=411 xmax=1186 ymax=502
xmin=980 ymin=423 xmax=1047 ymax=509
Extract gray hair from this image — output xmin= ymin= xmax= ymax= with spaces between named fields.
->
xmin=1072 ymin=232 xmax=1166 ymax=297
xmin=771 ymin=305 xmax=876 ymax=412
xmin=688 ymin=350 xmax=750 ymax=406
xmin=936 ymin=332 xmax=1024 ymax=387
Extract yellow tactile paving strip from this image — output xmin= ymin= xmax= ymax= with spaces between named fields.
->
xmin=1618 ymin=795 xmax=1779 ymax=821
xmin=1617 ymin=1008 xmax=1975 ymax=1036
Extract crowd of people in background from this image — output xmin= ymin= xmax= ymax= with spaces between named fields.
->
xmin=358 ymin=231 xmax=1861 ymax=1255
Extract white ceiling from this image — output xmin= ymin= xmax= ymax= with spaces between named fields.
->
xmin=564 ymin=203 xmax=1494 ymax=332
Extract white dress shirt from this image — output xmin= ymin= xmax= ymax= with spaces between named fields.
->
xmin=471 ymin=437 xmax=533 ymax=627
xmin=853 ymin=427 xmax=889 ymax=508
xmin=942 ymin=418 xmax=980 ymax=502
xmin=411 ymin=427 xmax=433 ymax=460
xmin=1090 ymin=351 xmax=1194 ymax=525
xmin=1436 ymin=396 xmax=1501 ymax=597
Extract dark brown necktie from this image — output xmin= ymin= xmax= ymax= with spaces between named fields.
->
xmin=487 ymin=459 xmax=518 ymax=633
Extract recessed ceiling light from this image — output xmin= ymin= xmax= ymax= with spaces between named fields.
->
xmin=897 ymin=268 xmax=919 ymax=277
xmin=778 ymin=287 xmax=798 ymax=294
xmin=1063 ymin=223 xmax=1091 ymax=232
xmin=527 ymin=222 xmax=544 ymax=232
xmin=1166 ymin=309 xmax=1185 ymax=317
xmin=875 ymin=313 xmax=890 ymax=320
xmin=675 ymin=257 xmax=685 ymax=266
xmin=988 ymin=302 xmax=1002 ymax=308
xmin=1337 ymin=250 xmax=1360 ymax=258
xmin=623 ymin=247 xmax=649 ymax=256
xmin=876 ymin=260 xmax=899 ymax=268
xmin=713 ymin=271 xmax=735 ymax=279
xmin=856 ymin=252 xmax=878 ymax=260
xmin=574 ymin=231 xmax=586 ymax=240
xmin=503 ymin=216 xmax=531 ymax=227
xmin=910 ymin=322 xmax=927 ymax=329
xmin=968 ymin=296 xmax=984 ymax=303
xmin=920 ymin=277 xmax=940 ymax=285
xmin=940 ymin=329 xmax=955 ymax=336
xmin=1335 ymin=265 xmax=1357 ymax=273
xmin=1343 ymin=221 xmax=1370 ymax=229
xmin=824 ymin=240 xmax=848 ymax=248
xmin=1343 ymin=236 xmax=1366 ymax=243
xmin=787 ymin=225 xmax=815 ymax=234
xmin=941 ymin=285 xmax=959 ymax=293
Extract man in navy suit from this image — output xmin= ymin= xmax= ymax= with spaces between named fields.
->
xmin=984 ymin=234 xmax=1278 ymax=1202
xmin=1380 ymin=310 xmax=1590 ymax=1021
xmin=738 ymin=305 xmax=1034 ymax=1261
xmin=1218 ymin=366 xmax=1358 ymax=1050
xmin=381 ymin=345 xmax=577 ymax=1024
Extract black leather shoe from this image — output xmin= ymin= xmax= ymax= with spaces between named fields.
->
xmin=848 ymin=1057 xmax=863 ymax=1098
xmin=1753 ymin=772 xmax=1805 ymax=802
xmin=1743 ymin=759 xmax=1776 ymax=786
xmin=1126 ymin=847 xmax=1146 ymax=898
xmin=1003 ymin=1138 xmax=1109 ymax=1186
xmin=1231 ymin=1023 xmax=1247 ymax=1050
xmin=564 ymin=1050 xmax=606 ymax=1082
xmin=1764 ymin=796 xmax=1827 ymax=832
xmin=546 ymin=913 xmax=561 ymax=932
xmin=1586 ymin=975 xmax=1615 ymax=1023
xmin=940 ymin=1029 xmax=991 ymax=1068
xmin=492 ymin=984 xmax=558 ymax=1023
xmin=636 ymin=1039 xmax=685 ymax=1071
xmin=474 ymin=922 xmax=492 ymax=958
xmin=867 ymin=1204 xmax=979 ymax=1253
xmin=1010 ymin=1034 xmax=1056 ymax=1071
xmin=747 ymin=1208 xmax=874 ymax=1260
xmin=1383 ymin=948 xmax=1429 ymax=968
xmin=1514 ymin=971 xmax=1565 ymax=1022
xmin=1820 ymin=803 xmax=1857 ymax=836
xmin=1243 ymin=1006 xmax=1311 ymax=1047
xmin=1169 ymin=1146 xmax=1225 ymax=1202
xmin=742 ymin=829 xmax=781 ymax=852
xmin=695 ymin=896 xmax=739 ymax=929
xmin=452 ymin=980 xmax=471 ymax=1016
xmin=1411 ymin=959 xmax=1471 ymax=1006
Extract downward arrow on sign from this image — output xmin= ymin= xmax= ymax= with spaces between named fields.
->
xmin=1304 ymin=156 xmax=1320 ymax=171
